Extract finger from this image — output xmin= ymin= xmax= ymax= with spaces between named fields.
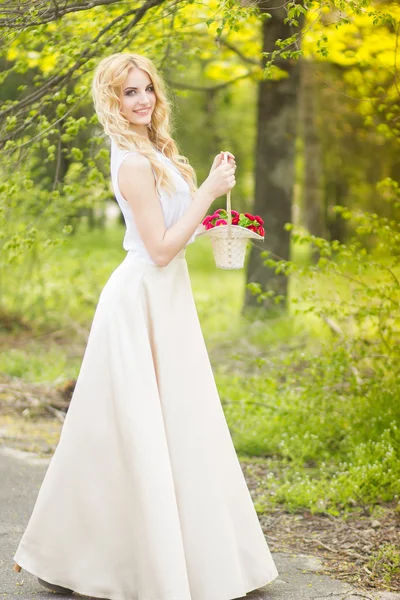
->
xmin=221 ymin=152 xmax=235 ymax=165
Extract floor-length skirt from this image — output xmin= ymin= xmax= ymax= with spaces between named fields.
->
xmin=13 ymin=248 xmax=279 ymax=600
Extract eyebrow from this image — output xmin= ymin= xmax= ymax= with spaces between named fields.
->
xmin=123 ymin=84 xmax=153 ymax=91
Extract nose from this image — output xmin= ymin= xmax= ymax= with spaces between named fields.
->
xmin=137 ymin=90 xmax=151 ymax=106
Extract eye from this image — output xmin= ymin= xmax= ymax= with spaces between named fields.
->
xmin=126 ymin=86 xmax=154 ymax=96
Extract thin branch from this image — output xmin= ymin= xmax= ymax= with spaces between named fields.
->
xmin=0 ymin=0 xmax=124 ymax=28
xmin=330 ymin=267 xmax=399 ymax=307
xmin=52 ymin=125 xmax=63 ymax=192
xmin=215 ymin=35 xmax=261 ymax=66
xmin=166 ymin=69 xmax=261 ymax=92
xmin=384 ymin=264 xmax=400 ymax=288
xmin=159 ymin=0 xmax=180 ymax=70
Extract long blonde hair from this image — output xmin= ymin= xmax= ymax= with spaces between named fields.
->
xmin=91 ymin=52 xmax=198 ymax=198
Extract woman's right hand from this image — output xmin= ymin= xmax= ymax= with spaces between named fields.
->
xmin=200 ymin=160 xmax=236 ymax=201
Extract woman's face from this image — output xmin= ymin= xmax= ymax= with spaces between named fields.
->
xmin=119 ymin=66 xmax=156 ymax=131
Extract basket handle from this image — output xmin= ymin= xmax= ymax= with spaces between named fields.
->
xmin=223 ymin=152 xmax=232 ymax=239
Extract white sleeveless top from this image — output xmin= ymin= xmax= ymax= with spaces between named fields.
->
xmin=110 ymin=137 xmax=197 ymax=264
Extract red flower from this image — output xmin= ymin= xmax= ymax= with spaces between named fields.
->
xmin=215 ymin=219 xmax=228 ymax=226
xmin=206 ymin=222 xmax=214 ymax=230
xmin=231 ymin=210 xmax=240 ymax=217
xmin=232 ymin=216 xmax=239 ymax=225
xmin=248 ymin=225 xmax=258 ymax=232
xmin=254 ymin=215 xmax=264 ymax=225
xmin=203 ymin=215 xmax=213 ymax=224
xmin=244 ymin=212 xmax=256 ymax=221
xmin=257 ymin=226 xmax=265 ymax=236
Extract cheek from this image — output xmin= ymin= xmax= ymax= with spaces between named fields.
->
xmin=120 ymin=95 xmax=133 ymax=114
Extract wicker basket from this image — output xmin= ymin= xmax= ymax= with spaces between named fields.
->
xmin=196 ymin=154 xmax=264 ymax=270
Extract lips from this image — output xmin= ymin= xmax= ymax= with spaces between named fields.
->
xmin=134 ymin=108 xmax=151 ymax=115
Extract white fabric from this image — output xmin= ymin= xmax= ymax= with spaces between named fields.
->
xmin=110 ymin=138 xmax=197 ymax=263
xmin=13 ymin=140 xmax=279 ymax=600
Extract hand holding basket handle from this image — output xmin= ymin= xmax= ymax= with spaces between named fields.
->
xmin=201 ymin=152 xmax=236 ymax=200
xmin=196 ymin=152 xmax=265 ymax=270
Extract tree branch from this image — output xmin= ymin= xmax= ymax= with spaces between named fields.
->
xmin=0 ymin=0 xmax=125 ymax=28
xmin=165 ymin=69 xmax=261 ymax=92
xmin=215 ymin=35 xmax=262 ymax=66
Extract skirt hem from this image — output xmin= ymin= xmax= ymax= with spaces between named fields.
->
xmin=14 ymin=554 xmax=279 ymax=600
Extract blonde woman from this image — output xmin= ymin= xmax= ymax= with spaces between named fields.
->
xmin=12 ymin=52 xmax=278 ymax=600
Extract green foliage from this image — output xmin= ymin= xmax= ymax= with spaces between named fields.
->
xmin=366 ymin=544 xmax=400 ymax=584
xmin=0 ymin=222 xmax=125 ymax=331
xmin=0 ymin=344 xmax=79 ymax=382
xmin=229 ymin=195 xmax=400 ymax=513
xmin=218 ymin=340 xmax=400 ymax=514
xmin=256 ymin=196 xmax=400 ymax=366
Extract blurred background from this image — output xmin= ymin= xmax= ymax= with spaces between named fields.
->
xmin=0 ymin=0 xmax=399 ymax=591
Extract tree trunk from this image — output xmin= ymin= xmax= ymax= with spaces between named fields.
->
xmin=243 ymin=0 xmax=302 ymax=313
xmin=299 ymin=58 xmax=325 ymax=241
xmin=325 ymin=176 xmax=349 ymax=243
xmin=205 ymin=87 xmax=223 ymax=153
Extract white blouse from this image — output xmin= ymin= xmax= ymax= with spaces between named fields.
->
xmin=110 ymin=137 xmax=198 ymax=264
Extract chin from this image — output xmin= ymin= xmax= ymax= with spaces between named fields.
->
xmin=128 ymin=120 xmax=149 ymax=127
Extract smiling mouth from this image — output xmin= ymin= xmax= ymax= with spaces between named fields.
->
xmin=134 ymin=108 xmax=151 ymax=115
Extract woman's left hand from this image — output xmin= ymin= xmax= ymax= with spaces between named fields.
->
xmin=209 ymin=151 xmax=236 ymax=176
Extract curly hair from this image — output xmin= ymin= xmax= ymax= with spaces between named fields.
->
xmin=91 ymin=52 xmax=198 ymax=199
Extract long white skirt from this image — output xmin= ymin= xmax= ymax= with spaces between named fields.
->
xmin=13 ymin=248 xmax=279 ymax=600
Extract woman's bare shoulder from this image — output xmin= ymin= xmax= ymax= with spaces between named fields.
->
xmin=118 ymin=152 xmax=156 ymax=201
xmin=120 ymin=151 xmax=151 ymax=170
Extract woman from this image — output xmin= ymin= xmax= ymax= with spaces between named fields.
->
xmin=12 ymin=52 xmax=278 ymax=600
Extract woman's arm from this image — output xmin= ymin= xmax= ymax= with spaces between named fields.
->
xmin=118 ymin=153 xmax=235 ymax=267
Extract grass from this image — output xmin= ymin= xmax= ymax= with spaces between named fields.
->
xmin=1 ymin=221 xmax=399 ymax=520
